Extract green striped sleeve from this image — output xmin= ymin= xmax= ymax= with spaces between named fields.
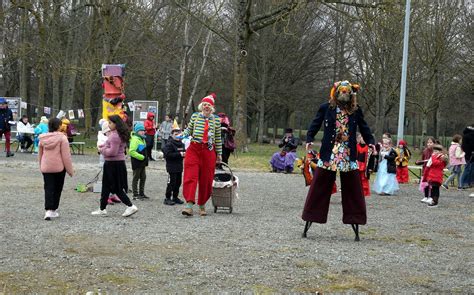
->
xmin=214 ymin=115 xmax=222 ymax=155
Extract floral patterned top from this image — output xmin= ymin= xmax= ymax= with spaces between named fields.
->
xmin=317 ymin=107 xmax=358 ymax=172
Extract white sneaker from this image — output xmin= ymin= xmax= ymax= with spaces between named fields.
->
xmin=51 ymin=211 xmax=59 ymax=218
xmin=420 ymin=197 xmax=428 ymax=203
xmin=470 ymin=193 xmax=474 ymax=197
xmin=425 ymin=197 xmax=433 ymax=205
xmin=91 ymin=209 xmax=107 ymax=216
xmin=122 ymin=205 xmax=138 ymax=217
xmin=44 ymin=210 xmax=54 ymax=220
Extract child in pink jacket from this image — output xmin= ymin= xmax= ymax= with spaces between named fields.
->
xmin=39 ymin=118 xmax=74 ymax=220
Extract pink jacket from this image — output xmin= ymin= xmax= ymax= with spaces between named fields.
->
xmin=448 ymin=142 xmax=466 ymax=166
xmin=99 ymin=130 xmax=126 ymax=161
xmin=39 ymin=132 xmax=74 ymax=175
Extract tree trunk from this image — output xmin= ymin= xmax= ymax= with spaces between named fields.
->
xmin=185 ymin=31 xmax=213 ymax=116
xmin=250 ymin=111 xmax=258 ymax=142
xmin=52 ymin=68 xmax=60 ymax=112
xmin=421 ymin=111 xmax=428 ymax=149
xmin=83 ymin=70 xmax=93 ymax=138
xmin=19 ymin=9 xmax=29 ymax=115
xmin=175 ymin=5 xmax=191 ymax=117
xmin=374 ymin=65 xmax=384 ymax=139
xmin=257 ymin=51 xmax=267 ymax=144
xmin=165 ymin=71 xmax=171 ymax=116
xmin=233 ymin=0 xmax=251 ymax=152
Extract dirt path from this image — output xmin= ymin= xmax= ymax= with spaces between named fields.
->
xmin=0 ymin=153 xmax=472 ymax=293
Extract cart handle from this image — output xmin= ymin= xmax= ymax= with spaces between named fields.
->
xmin=216 ymin=162 xmax=234 ymax=178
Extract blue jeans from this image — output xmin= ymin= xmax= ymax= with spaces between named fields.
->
xmin=460 ymin=162 xmax=473 ymax=188
xmin=443 ymin=165 xmax=463 ymax=188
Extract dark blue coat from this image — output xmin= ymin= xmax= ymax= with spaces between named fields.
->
xmin=306 ymin=103 xmax=374 ymax=162
xmin=0 ymin=108 xmax=13 ymax=131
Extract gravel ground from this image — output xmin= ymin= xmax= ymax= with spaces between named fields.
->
xmin=0 ymin=152 xmax=473 ymax=294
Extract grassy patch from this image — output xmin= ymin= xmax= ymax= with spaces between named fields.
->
xmin=360 ymin=228 xmax=377 ymax=236
xmin=230 ymin=143 xmax=306 ymax=171
xmin=439 ymin=229 xmax=465 ymax=239
xmin=406 ymin=276 xmax=435 ymax=287
xmin=99 ymin=273 xmax=136 ymax=286
xmin=321 ymin=272 xmax=374 ymax=292
xmin=403 ymin=236 xmax=433 ymax=247
xmin=295 ymin=260 xmax=327 ymax=269
xmin=293 ymin=285 xmax=323 ymax=293
xmin=252 ymin=284 xmax=277 ymax=294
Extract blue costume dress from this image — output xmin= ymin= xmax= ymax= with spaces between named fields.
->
xmin=373 ymin=148 xmax=399 ymax=195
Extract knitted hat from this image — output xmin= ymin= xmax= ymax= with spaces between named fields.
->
xmin=40 ymin=116 xmax=48 ymax=124
xmin=201 ymin=93 xmax=216 ymax=106
xmin=134 ymin=122 xmax=145 ymax=133
xmin=398 ymin=139 xmax=407 ymax=146
xmin=101 ymin=121 xmax=110 ymax=133
xmin=0 ymin=97 xmax=6 ymax=104
xmin=285 ymin=128 xmax=293 ymax=134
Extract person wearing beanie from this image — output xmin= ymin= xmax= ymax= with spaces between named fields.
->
xmin=0 ymin=97 xmax=15 ymax=157
xmin=181 ymin=93 xmax=222 ymax=217
xmin=33 ymin=116 xmax=49 ymax=154
xmin=395 ymin=139 xmax=411 ymax=183
xmin=129 ymin=122 xmax=149 ymax=200
xmin=162 ymin=127 xmax=186 ymax=206
xmin=302 ymin=81 xmax=375 ymax=241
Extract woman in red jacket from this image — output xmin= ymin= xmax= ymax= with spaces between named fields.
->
xmin=144 ymin=112 xmax=157 ymax=161
xmin=424 ymin=144 xmax=448 ymax=207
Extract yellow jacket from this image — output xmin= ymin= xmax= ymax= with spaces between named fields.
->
xmin=395 ymin=147 xmax=411 ymax=166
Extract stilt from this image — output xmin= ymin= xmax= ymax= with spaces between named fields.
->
xmin=351 ymin=224 xmax=360 ymax=241
xmin=302 ymin=221 xmax=312 ymax=238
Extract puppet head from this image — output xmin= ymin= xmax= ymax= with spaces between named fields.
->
xmin=329 ymin=80 xmax=360 ymax=114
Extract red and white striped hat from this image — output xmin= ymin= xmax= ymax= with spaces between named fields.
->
xmin=201 ymin=93 xmax=216 ymax=106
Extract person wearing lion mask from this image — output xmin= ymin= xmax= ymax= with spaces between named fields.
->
xmin=302 ymin=81 xmax=375 ymax=241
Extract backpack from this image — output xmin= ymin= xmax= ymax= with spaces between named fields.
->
xmin=224 ymin=128 xmax=236 ymax=151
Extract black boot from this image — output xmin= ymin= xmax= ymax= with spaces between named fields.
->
xmin=6 ymin=151 xmax=14 ymax=157
xmin=172 ymin=197 xmax=184 ymax=204
xmin=163 ymin=198 xmax=175 ymax=206
xmin=302 ymin=221 xmax=312 ymax=238
xmin=351 ymin=224 xmax=360 ymax=241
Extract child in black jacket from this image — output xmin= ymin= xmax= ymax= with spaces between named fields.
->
xmin=162 ymin=129 xmax=185 ymax=205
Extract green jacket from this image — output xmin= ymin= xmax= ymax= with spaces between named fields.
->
xmin=130 ymin=132 xmax=148 ymax=169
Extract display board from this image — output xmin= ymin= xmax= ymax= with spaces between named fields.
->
xmin=131 ymin=100 xmax=159 ymax=126
xmin=4 ymin=97 xmax=22 ymax=131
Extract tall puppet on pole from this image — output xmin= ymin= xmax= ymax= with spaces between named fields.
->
xmin=302 ymin=81 xmax=375 ymax=241
xmin=101 ymin=64 xmax=127 ymax=122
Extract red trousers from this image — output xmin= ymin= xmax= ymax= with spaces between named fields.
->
xmin=0 ymin=130 xmax=11 ymax=152
xmin=359 ymin=170 xmax=371 ymax=197
xmin=396 ymin=166 xmax=409 ymax=183
xmin=302 ymin=168 xmax=366 ymax=224
xmin=183 ymin=142 xmax=217 ymax=206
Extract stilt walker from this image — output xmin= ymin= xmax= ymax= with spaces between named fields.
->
xmin=302 ymin=81 xmax=375 ymax=241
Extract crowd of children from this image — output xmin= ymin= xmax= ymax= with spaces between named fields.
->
xmin=2 ymin=99 xmax=471 ymax=220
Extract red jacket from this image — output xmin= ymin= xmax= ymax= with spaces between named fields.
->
xmin=426 ymin=153 xmax=447 ymax=184
xmin=144 ymin=112 xmax=156 ymax=136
